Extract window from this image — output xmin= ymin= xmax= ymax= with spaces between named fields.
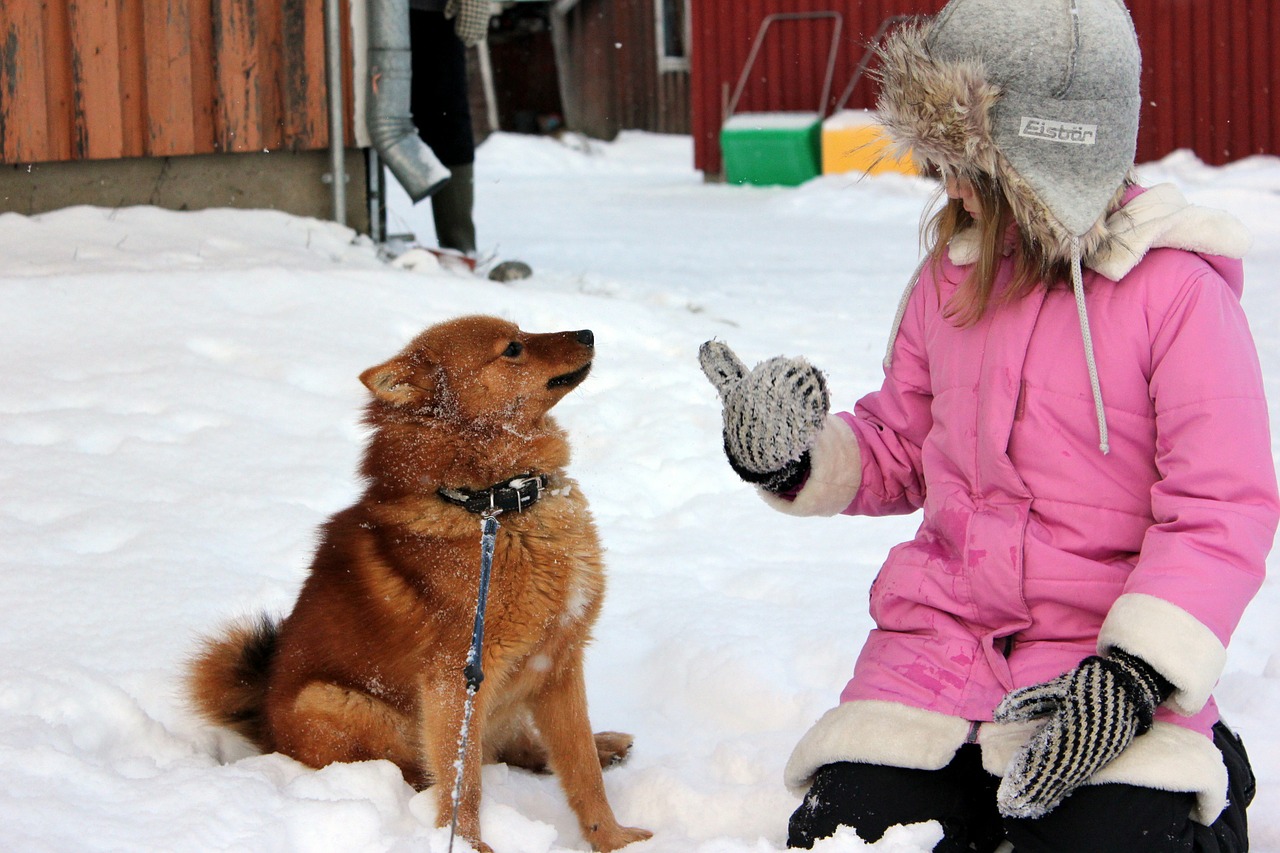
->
xmin=656 ymin=0 xmax=689 ymax=72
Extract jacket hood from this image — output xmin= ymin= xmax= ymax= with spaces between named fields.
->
xmin=1088 ymin=184 xmax=1251 ymax=293
xmin=948 ymin=183 xmax=1253 ymax=293
xmin=875 ymin=1 xmax=1143 ymax=266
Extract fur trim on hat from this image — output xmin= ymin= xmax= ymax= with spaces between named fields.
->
xmin=875 ymin=22 xmax=1001 ymax=179
xmin=874 ymin=20 xmax=1128 ymax=267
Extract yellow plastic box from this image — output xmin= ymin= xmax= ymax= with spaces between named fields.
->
xmin=821 ymin=109 xmax=916 ymax=176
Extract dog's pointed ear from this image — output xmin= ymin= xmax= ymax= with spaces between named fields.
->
xmin=360 ymin=356 xmax=432 ymax=406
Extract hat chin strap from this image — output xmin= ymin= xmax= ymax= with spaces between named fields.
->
xmin=1070 ymin=237 xmax=1110 ymax=455
xmin=883 ymin=254 xmax=931 ymax=371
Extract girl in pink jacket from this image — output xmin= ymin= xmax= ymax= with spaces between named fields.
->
xmin=701 ymin=1 xmax=1277 ymax=850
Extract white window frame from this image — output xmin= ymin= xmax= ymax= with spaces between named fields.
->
xmin=655 ymin=0 xmax=691 ymax=73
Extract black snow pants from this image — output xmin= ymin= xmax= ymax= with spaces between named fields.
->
xmin=787 ymin=722 xmax=1254 ymax=853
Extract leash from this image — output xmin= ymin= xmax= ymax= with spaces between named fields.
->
xmin=440 ymin=473 xmax=548 ymax=850
xmin=447 ymin=508 xmax=500 ymax=853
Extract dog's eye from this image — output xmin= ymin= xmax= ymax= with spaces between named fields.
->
xmin=502 ymin=341 xmax=524 ymax=358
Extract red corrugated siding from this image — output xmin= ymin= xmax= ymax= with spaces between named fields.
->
xmin=692 ymin=0 xmax=946 ymax=176
xmin=1130 ymin=0 xmax=1277 ymax=166
xmin=692 ymin=0 xmax=1280 ymax=176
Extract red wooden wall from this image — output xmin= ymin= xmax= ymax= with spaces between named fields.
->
xmin=691 ymin=0 xmax=1280 ymax=177
xmin=0 ymin=0 xmax=350 ymax=166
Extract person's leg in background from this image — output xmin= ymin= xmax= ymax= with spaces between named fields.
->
xmin=409 ymin=7 xmax=477 ymax=255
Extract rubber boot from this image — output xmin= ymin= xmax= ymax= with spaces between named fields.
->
xmin=431 ymin=161 xmax=476 ymax=255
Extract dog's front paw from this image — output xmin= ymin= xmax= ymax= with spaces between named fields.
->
xmin=593 ymin=731 xmax=634 ymax=768
xmin=588 ymin=824 xmax=653 ymax=851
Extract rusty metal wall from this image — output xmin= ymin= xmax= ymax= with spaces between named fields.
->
xmin=691 ymin=0 xmax=1279 ymax=176
xmin=658 ymin=69 xmax=691 ymax=136
xmin=554 ymin=0 xmax=690 ymax=141
xmin=0 ymin=0 xmax=348 ymax=165
xmin=616 ymin=0 xmax=691 ymax=135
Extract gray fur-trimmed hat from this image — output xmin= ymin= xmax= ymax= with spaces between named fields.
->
xmin=875 ymin=0 xmax=1142 ymax=256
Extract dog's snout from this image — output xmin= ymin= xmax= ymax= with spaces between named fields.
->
xmin=576 ymin=330 xmax=594 ymax=347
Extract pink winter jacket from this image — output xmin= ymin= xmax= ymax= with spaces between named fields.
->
xmin=777 ymin=185 xmax=1278 ymax=821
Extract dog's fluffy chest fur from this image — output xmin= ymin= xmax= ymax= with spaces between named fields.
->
xmin=336 ymin=475 xmax=604 ymax=663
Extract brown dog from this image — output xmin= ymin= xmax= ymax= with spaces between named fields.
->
xmin=188 ymin=315 xmax=651 ymax=853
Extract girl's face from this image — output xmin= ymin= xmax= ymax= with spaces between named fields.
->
xmin=945 ymin=174 xmax=982 ymax=218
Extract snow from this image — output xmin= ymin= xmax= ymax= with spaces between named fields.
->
xmin=821 ymin=110 xmax=885 ymax=130
xmin=1 ymin=130 xmax=1277 ymax=853
xmin=723 ymin=113 xmax=822 ymax=130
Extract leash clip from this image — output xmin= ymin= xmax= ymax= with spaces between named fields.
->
xmin=483 ymin=487 xmax=502 ymax=518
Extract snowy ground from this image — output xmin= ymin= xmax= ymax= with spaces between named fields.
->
xmin=1 ymin=131 xmax=1277 ymax=852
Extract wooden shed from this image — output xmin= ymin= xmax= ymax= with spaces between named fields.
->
xmin=691 ymin=0 xmax=1280 ymax=179
xmin=549 ymin=0 xmax=691 ymax=139
xmin=0 ymin=0 xmax=365 ymax=228
xmin=0 ymin=0 xmax=694 ymax=230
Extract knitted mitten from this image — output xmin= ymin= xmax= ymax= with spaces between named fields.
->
xmin=699 ymin=341 xmax=829 ymax=493
xmin=994 ymin=649 xmax=1173 ymax=819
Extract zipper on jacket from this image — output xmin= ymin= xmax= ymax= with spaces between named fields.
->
xmin=965 ymin=720 xmax=981 ymax=744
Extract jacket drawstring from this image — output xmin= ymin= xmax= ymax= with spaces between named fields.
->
xmin=884 ymin=242 xmax=1111 ymax=456
xmin=883 ymin=254 xmax=931 ymax=370
xmin=1070 ymin=237 xmax=1110 ymax=454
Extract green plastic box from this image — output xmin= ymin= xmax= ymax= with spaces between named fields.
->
xmin=721 ymin=112 xmax=822 ymax=187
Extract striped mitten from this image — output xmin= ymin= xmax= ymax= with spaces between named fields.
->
xmin=698 ymin=341 xmax=829 ymax=494
xmin=994 ymin=649 xmax=1172 ymax=819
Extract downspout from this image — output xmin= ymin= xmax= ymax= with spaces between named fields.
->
xmin=549 ymin=0 xmax=584 ymax=134
xmin=367 ymin=0 xmax=451 ymax=202
xmin=324 ymin=0 xmax=347 ymax=224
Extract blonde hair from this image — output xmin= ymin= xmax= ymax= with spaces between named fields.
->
xmin=923 ymin=171 xmax=1070 ymax=326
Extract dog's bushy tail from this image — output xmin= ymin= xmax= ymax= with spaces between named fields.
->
xmin=187 ymin=615 xmax=279 ymax=750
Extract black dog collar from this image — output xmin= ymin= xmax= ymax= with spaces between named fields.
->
xmin=438 ymin=473 xmax=548 ymax=515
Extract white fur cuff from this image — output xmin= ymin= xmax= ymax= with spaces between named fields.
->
xmin=1098 ymin=593 xmax=1227 ymax=716
xmin=979 ymin=719 xmax=1227 ymax=824
xmin=784 ymin=700 xmax=970 ymax=794
xmin=758 ymin=415 xmax=862 ymax=517
xmin=787 ymin=699 xmax=1229 ymax=825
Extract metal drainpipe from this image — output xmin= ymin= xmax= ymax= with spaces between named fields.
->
xmin=549 ymin=0 xmax=583 ymax=134
xmin=324 ymin=0 xmax=347 ymax=225
xmin=366 ymin=0 xmax=452 ymax=202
